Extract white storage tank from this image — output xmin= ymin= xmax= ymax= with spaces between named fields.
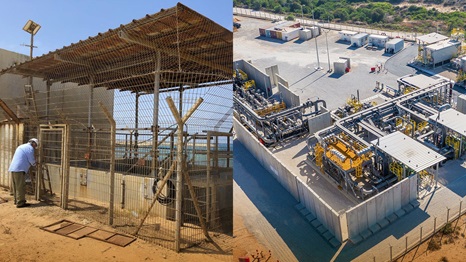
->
xmin=368 ymin=34 xmax=389 ymax=48
xmin=334 ymin=58 xmax=349 ymax=74
xmin=350 ymin=33 xmax=368 ymax=47
xmin=385 ymin=38 xmax=404 ymax=54
xmin=310 ymin=26 xmax=320 ymax=38
xmin=299 ymin=28 xmax=313 ymax=40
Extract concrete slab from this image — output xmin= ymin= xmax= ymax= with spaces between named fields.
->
xmin=300 ymin=208 xmax=311 ymax=217
xmin=377 ymin=218 xmax=390 ymax=228
xmin=305 ymin=213 xmax=316 ymax=222
xmin=322 ymin=231 xmax=334 ymax=241
xmin=360 ymin=229 xmax=373 ymax=240
xmin=329 ymin=238 xmax=341 ymax=248
xmin=387 ymin=213 xmax=398 ymax=223
xmin=369 ymin=223 xmax=381 ymax=234
xmin=395 ymin=208 xmax=406 ymax=218
xmin=311 ymin=219 xmax=322 ymax=228
xmin=402 ymin=203 xmax=414 ymax=213
xmin=295 ymin=203 xmax=305 ymax=211
xmin=351 ymin=235 xmax=363 ymax=245
xmin=410 ymin=200 xmax=420 ymax=208
xmin=316 ymin=225 xmax=328 ymax=234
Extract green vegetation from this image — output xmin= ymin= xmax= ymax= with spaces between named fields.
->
xmin=234 ymin=0 xmax=466 ymax=34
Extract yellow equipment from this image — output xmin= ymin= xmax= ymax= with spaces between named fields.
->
xmin=243 ymin=80 xmax=255 ymax=90
xmin=389 ymin=161 xmax=403 ymax=181
xmin=314 ymin=143 xmax=324 ymax=169
xmin=446 ymin=135 xmax=460 ymax=159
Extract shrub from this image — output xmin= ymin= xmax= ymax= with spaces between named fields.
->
xmin=428 ymin=239 xmax=442 ymax=251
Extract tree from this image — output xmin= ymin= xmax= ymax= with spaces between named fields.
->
xmin=371 ymin=8 xmax=385 ymax=23
xmin=334 ymin=8 xmax=350 ymax=22
xmin=252 ymin=0 xmax=262 ymax=11
xmin=274 ymin=5 xmax=283 ymax=13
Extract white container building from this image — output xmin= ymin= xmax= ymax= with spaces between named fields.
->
xmin=338 ymin=30 xmax=357 ymax=42
xmin=350 ymin=33 xmax=368 ymax=47
xmin=385 ymin=38 xmax=404 ymax=54
xmin=368 ymin=34 xmax=389 ymax=48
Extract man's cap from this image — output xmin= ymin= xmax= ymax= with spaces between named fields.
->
xmin=29 ymin=138 xmax=39 ymax=146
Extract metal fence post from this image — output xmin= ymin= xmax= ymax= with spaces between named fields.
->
xmin=447 ymin=207 xmax=450 ymax=223
xmin=389 ymin=244 xmax=393 ymax=262
xmin=405 ymin=236 xmax=408 ymax=253
xmin=434 ymin=217 xmax=437 ymax=233
xmin=460 ymin=201 xmax=463 ymax=217
xmin=420 ymin=226 xmax=423 ymax=244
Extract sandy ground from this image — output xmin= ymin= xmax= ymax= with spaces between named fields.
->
xmin=396 ymin=213 xmax=466 ymax=262
xmin=0 ymin=188 xmax=234 ymax=262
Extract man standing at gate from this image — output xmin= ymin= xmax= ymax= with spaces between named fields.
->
xmin=8 ymin=138 xmax=38 ymax=208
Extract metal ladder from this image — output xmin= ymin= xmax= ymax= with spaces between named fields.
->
xmin=24 ymin=84 xmax=38 ymax=120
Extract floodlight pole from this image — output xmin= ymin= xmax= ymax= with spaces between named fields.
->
xmin=312 ymin=8 xmax=322 ymax=71
xmin=324 ymin=19 xmax=332 ymax=73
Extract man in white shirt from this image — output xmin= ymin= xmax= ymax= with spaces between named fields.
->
xmin=8 ymin=138 xmax=38 ymax=208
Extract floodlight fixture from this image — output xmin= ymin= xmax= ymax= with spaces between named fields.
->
xmin=23 ymin=20 xmax=41 ymax=35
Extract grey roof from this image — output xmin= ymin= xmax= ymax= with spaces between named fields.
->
xmin=352 ymin=33 xmax=368 ymax=39
xmin=339 ymin=30 xmax=357 ymax=35
xmin=416 ymin=33 xmax=449 ymax=45
xmin=368 ymin=34 xmax=388 ymax=40
xmin=398 ymin=74 xmax=448 ymax=89
xmin=386 ymin=38 xmax=404 ymax=45
xmin=371 ymin=131 xmax=445 ymax=172
xmin=426 ymin=40 xmax=461 ymax=51
xmin=428 ymin=108 xmax=466 ymax=135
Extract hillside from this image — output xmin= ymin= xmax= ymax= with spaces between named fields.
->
xmin=233 ymin=0 xmax=466 ymax=35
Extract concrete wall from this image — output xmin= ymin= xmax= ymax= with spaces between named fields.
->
xmin=296 ymin=178 xmax=345 ymax=242
xmin=235 ymin=118 xmax=345 ymax=242
xmin=278 ymin=83 xmax=300 ymax=108
xmin=234 ymin=60 xmax=272 ymax=94
xmin=307 ymin=109 xmax=332 ymax=136
xmin=345 ymin=175 xmax=417 ymax=240
xmin=276 ymin=74 xmax=288 ymax=88
xmin=234 ymin=118 xmax=299 ymax=199
xmin=265 ymin=65 xmax=279 ymax=87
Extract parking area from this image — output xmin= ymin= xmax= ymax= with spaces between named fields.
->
xmin=234 ymin=16 xmax=407 ymax=110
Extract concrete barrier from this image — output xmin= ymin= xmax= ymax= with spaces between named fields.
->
xmin=345 ymin=175 xmax=417 ymax=241
xmin=234 ymin=118 xmax=345 ymax=242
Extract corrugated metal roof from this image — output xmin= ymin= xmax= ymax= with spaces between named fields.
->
xmin=0 ymin=3 xmax=232 ymax=94
xmin=416 ymin=33 xmax=449 ymax=45
xmin=428 ymin=108 xmax=466 ymax=135
xmin=371 ymin=131 xmax=445 ymax=172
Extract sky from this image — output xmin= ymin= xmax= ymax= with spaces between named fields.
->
xmin=0 ymin=0 xmax=232 ymax=57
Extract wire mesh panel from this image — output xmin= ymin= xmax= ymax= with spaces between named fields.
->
xmin=0 ymin=3 xmax=232 ymax=253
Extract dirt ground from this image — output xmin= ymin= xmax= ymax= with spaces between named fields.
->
xmin=0 ymin=188 xmax=235 ymax=262
xmin=396 ymin=213 xmax=466 ymax=262
xmin=232 ymin=211 xmax=278 ymax=262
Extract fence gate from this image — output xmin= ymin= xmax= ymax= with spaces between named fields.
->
xmin=38 ymin=124 xmax=70 ymax=209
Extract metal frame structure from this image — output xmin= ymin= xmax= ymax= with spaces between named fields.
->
xmin=0 ymin=3 xmax=233 ymax=253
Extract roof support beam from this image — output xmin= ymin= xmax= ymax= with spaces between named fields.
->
xmin=118 ymin=30 xmax=230 ymax=75
xmin=0 ymin=99 xmax=21 ymax=124
xmin=54 ymin=54 xmax=92 ymax=67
